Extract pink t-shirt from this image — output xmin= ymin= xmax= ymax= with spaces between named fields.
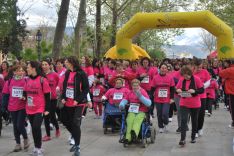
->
xmin=152 ymin=74 xmax=175 ymax=103
xmin=104 ymin=87 xmax=130 ymax=105
xmin=57 ymin=67 xmax=66 ymax=77
xmin=24 ymin=76 xmax=51 ymax=114
xmin=3 ymin=78 xmax=27 ymax=111
xmin=90 ymin=84 xmax=106 ymax=102
xmin=65 ymin=72 xmax=76 ymax=107
xmin=124 ymin=88 xmax=149 ymax=112
xmin=93 ymin=67 xmax=104 ymax=77
xmin=137 ymin=66 xmax=156 ymax=91
xmin=109 ymin=70 xmax=136 ymax=89
xmin=46 ymin=72 xmax=59 ymax=99
xmin=176 ymin=76 xmax=203 ymax=108
xmin=104 ymin=67 xmax=115 ymax=81
xmin=82 ymin=66 xmax=94 ymax=77
xmin=194 ymin=69 xmax=211 ymax=98
xmin=206 ymin=80 xmax=218 ymax=99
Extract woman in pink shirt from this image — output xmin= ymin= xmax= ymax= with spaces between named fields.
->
xmin=193 ymin=59 xmax=211 ymax=137
xmin=176 ymin=66 xmax=204 ymax=146
xmin=151 ymin=63 xmax=175 ymax=133
xmin=23 ymin=61 xmax=51 ymax=156
xmin=61 ymin=56 xmax=90 ymax=156
xmin=2 ymin=65 xmax=29 ymax=152
xmin=0 ymin=61 xmax=9 ymax=80
xmin=41 ymin=59 xmax=60 ymax=142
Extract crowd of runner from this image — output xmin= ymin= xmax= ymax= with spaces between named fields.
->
xmin=0 ymin=56 xmax=233 ymax=156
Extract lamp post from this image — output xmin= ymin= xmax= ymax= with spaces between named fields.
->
xmin=36 ymin=30 xmax=42 ymax=61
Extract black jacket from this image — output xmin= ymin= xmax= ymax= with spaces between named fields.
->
xmin=62 ymin=69 xmax=89 ymax=104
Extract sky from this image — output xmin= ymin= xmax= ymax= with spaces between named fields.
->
xmin=17 ymin=0 xmax=209 ymax=58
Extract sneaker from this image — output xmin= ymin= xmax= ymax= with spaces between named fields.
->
xmin=56 ymin=129 xmax=60 ymax=138
xmin=176 ymin=127 xmax=181 ymax=133
xmin=82 ymin=115 xmax=85 ymax=118
xmin=24 ymin=139 xmax=30 ymax=150
xmin=190 ymin=139 xmax=196 ymax=143
xmin=29 ymin=148 xmax=37 ymax=156
xmin=37 ymin=148 xmax=44 ymax=156
xmin=13 ymin=144 xmax=22 ymax=152
xmin=228 ymin=124 xmax=234 ymax=128
xmin=42 ymin=135 xmax=51 ymax=142
xmin=73 ymin=146 xmax=80 ymax=156
xmin=207 ymin=113 xmax=211 ymax=117
xmin=70 ymin=138 xmax=75 ymax=145
xmin=169 ymin=118 xmax=172 ymax=122
xmin=205 ymin=110 xmax=208 ymax=114
xmin=195 ymin=133 xmax=199 ymax=138
xmin=70 ymin=145 xmax=78 ymax=152
xmin=198 ymin=129 xmax=203 ymax=136
xmin=94 ymin=115 xmax=99 ymax=119
xmin=179 ymin=140 xmax=186 ymax=146
xmin=159 ymin=128 xmax=164 ymax=133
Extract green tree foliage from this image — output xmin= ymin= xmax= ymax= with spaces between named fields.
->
xmin=148 ymin=49 xmax=166 ymax=60
xmin=196 ymin=0 xmax=234 ymax=30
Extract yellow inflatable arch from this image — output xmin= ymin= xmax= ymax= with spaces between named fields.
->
xmin=105 ymin=10 xmax=234 ymax=60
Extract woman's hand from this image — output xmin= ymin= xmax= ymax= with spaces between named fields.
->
xmin=73 ymin=101 xmax=78 ymax=106
xmin=176 ymin=89 xmax=182 ymax=94
xmin=187 ymin=89 xmax=195 ymax=94
xmin=61 ymin=99 xmax=66 ymax=104
xmin=44 ymin=111 xmax=49 ymax=116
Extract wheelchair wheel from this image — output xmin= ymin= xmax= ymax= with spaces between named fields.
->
xmin=103 ymin=128 xmax=108 ymax=134
xmin=123 ymin=142 xmax=127 ymax=148
xmin=150 ymin=128 xmax=156 ymax=143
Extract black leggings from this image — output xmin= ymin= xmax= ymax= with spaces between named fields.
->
xmin=180 ymin=106 xmax=200 ymax=141
xmin=0 ymin=109 xmax=2 ymax=135
xmin=44 ymin=99 xmax=59 ymax=136
xmin=61 ymin=106 xmax=84 ymax=146
xmin=28 ymin=113 xmax=43 ymax=148
xmin=229 ymin=94 xmax=234 ymax=125
xmin=11 ymin=109 xmax=28 ymax=144
xmin=197 ymin=98 xmax=206 ymax=132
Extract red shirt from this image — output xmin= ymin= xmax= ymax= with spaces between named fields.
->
xmin=124 ymin=88 xmax=149 ymax=113
xmin=194 ymin=69 xmax=211 ymax=98
xmin=206 ymin=80 xmax=218 ymax=99
xmin=46 ymin=72 xmax=59 ymax=99
xmin=104 ymin=87 xmax=130 ymax=105
xmin=176 ymin=76 xmax=203 ymax=108
xmin=24 ymin=76 xmax=51 ymax=114
xmin=90 ymin=84 xmax=106 ymax=102
xmin=3 ymin=78 xmax=26 ymax=111
xmin=137 ymin=66 xmax=157 ymax=91
xmin=152 ymin=74 xmax=175 ymax=103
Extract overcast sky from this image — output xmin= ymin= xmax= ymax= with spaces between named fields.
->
xmin=17 ymin=0 xmax=209 ymax=57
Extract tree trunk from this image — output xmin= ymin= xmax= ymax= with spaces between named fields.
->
xmin=110 ymin=0 xmax=117 ymax=47
xmin=95 ymin=0 xmax=101 ymax=58
xmin=74 ymin=0 xmax=86 ymax=58
xmin=52 ymin=0 xmax=70 ymax=60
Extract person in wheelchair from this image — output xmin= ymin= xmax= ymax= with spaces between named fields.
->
xmin=119 ymin=79 xmax=151 ymax=143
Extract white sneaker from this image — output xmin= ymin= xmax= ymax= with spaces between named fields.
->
xmin=198 ymin=129 xmax=203 ymax=136
xmin=169 ymin=118 xmax=172 ymax=122
xmin=29 ymin=148 xmax=37 ymax=156
xmin=205 ymin=110 xmax=208 ymax=114
xmin=228 ymin=124 xmax=234 ymax=128
xmin=70 ymin=138 xmax=75 ymax=145
xmin=207 ymin=113 xmax=211 ymax=117
xmin=37 ymin=148 xmax=44 ymax=156
xmin=195 ymin=133 xmax=199 ymax=138
xmin=159 ymin=128 xmax=164 ymax=133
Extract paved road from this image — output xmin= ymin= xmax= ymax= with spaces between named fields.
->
xmin=0 ymin=104 xmax=234 ymax=156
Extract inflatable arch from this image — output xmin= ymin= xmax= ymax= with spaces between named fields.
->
xmin=105 ymin=10 xmax=234 ymax=60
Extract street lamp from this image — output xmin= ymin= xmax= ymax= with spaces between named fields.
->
xmin=36 ymin=30 xmax=42 ymax=61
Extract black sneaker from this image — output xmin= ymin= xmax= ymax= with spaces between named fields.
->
xmin=190 ymin=139 xmax=196 ymax=143
xmin=131 ymin=131 xmax=137 ymax=142
xmin=176 ymin=127 xmax=181 ymax=133
xmin=179 ymin=140 xmax=186 ymax=146
xmin=70 ymin=145 xmax=78 ymax=152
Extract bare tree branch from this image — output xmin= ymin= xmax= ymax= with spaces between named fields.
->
xmin=117 ymin=0 xmax=135 ymax=16
xmin=103 ymin=0 xmax=113 ymax=10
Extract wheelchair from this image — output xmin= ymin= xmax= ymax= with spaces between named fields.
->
xmin=102 ymin=101 xmax=125 ymax=134
xmin=119 ymin=108 xmax=156 ymax=148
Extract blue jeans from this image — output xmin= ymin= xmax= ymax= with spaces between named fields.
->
xmin=11 ymin=109 xmax=28 ymax=144
xmin=155 ymin=103 xmax=170 ymax=128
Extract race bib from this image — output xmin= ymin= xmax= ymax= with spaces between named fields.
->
xmin=93 ymin=89 xmax=100 ymax=96
xmin=141 ymin=76 xmax=149 ymax=83
xmin=12 ymin=87 xmax=23 ymax=98
xmin=113 ymin=93 xmax=123 ymax=100
xmin=180 ymin=92 xmax=192 ymax=97
xmin=66 ymin=87 xmax=74 ymax=99
xmin=158 ymin=89 xmax=168 ymax=98
xmin=128 ymin=103 xmax=140 ymax=113
xmin=27 ymin=96 xmax=34 ymax=106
